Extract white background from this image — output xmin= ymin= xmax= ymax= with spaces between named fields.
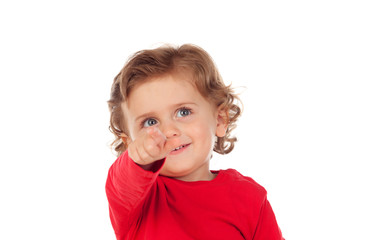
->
xmin=1 ymin=0 xmax=385 ymax=239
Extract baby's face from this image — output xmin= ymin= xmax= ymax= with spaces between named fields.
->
xmin=123 ymin=73 xmax=227 ymax=181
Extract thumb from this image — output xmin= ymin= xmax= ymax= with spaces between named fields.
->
xmin=163 ymin=137 xmax=183 ymax=155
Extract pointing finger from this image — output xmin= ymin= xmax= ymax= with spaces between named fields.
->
xmin=147 ymin=127 xmax=166 ymax=146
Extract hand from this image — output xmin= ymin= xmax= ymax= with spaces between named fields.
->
xmin=127 ymin=126 xmax=181 ymax=167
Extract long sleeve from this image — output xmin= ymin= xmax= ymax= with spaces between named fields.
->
xmin=106 ymin=160 xmax=284 ymax=240
xmin=105 ymin=151 xmax=164 ymax=240
xmin=253 ymin=195 xmax=284 ymax=240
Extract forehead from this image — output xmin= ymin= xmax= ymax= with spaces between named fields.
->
xmin=125 ymin=73 xmax=213 ymax=115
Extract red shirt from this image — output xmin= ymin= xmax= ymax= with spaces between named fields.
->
xmin=106 ymin=151 xmax=284 ymax=240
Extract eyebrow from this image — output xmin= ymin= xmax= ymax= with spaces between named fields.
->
xmin=134 ymin=102 xmax=198 ymax=123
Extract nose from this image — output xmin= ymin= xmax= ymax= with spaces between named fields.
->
xmin=160 ymin=120 xmax=180 ymax=138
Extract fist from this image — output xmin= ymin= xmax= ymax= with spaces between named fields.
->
xmin=127 ymin=126 xmax=180 ymax=167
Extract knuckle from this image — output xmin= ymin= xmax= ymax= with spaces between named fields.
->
xmin=146 ymin=143 xmax=156 ymax=153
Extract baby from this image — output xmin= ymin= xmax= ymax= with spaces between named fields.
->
xmin=106 ymin=44 xmax=284 ymax=239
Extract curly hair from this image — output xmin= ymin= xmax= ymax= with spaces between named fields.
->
xmin=107 ymin=44 xmax=242 ymax=156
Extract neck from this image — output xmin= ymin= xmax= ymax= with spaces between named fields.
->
xmin=175 ymin=170 xmax=217 ymax=182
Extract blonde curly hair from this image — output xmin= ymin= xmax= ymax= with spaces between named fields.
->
xmin=108 ymin=44 xmax=242 ymax=156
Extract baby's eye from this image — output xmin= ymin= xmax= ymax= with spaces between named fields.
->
xmin=143 ymin=118 xmax=158 ymax=127
xmin=176 ymin=108 xmax=192 ymax=118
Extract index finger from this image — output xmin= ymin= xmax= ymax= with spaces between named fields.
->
xmin=147 ymin=127 xmax=166 ymax=146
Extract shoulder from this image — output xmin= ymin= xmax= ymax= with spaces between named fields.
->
xmin=217 ymin=169 xmax=270 ymax=231
xmin=219 ymin=169 xmax=267 ymax=202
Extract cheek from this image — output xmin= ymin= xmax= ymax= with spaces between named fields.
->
xmin=188 ymin=120 xmax=217 ymax=144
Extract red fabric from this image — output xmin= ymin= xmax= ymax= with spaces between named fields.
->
xmin=106 ymin=151 xmax=284 ymax=240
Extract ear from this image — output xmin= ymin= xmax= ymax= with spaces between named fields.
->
xmin=120 ymin=133 xmax=130 ymax=148
xmin=215 ymin=108 xmax=229 ymax=137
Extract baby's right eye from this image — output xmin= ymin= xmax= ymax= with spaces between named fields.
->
xmin=143 ymin=118 xmax=158 ymax=127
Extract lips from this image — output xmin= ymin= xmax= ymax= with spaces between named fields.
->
xmin=170 ymin=143 xmax=191 ymax=154
xmin=173 ymin=144 xmax=189 ymax=151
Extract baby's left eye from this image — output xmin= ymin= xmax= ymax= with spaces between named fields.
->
xmin=176 ymin=108 xmax=191 ymax=118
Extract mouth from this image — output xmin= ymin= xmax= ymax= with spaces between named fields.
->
xmin=170 ymin=143 xmax=191 ymax=154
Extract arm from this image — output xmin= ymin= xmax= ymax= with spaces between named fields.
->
xmin=105 ymin=126 xmax=181 ymax=239
xmin=105 ymin=151 xmax=164 ymax=239
xmin=253 ymin=196 xmax=285 ymax=240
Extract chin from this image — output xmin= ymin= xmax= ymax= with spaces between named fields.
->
xmin=160 ymin=163 xmax=195 ymax=178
